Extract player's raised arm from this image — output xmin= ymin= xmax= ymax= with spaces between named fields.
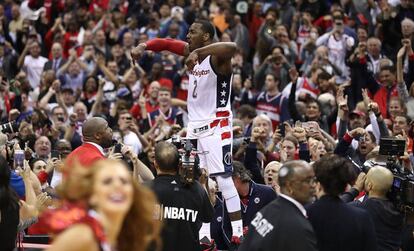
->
xmin=130 ymin=38 xmax=190 ymax=62
xmin=192 ymin=42 xmax=237 ymax=61
xmin=186 ymin=42 xmax=237 ymax=73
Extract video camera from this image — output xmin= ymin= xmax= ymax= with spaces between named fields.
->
xmin=378 ymin=138 xmax=414 ymax=212
xmin=0 ymin=121 xmax=19 ymax=134
xmin=171 ymin=135 xmax=201 ymax=185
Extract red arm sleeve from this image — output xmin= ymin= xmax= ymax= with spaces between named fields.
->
xmin=145 ymin=38 xmax=187 ymax=56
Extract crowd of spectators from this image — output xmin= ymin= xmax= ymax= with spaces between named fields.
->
xmin=2 ymin=0 xmax=414 ymax=250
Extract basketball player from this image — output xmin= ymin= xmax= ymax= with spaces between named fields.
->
xmin=131 ymin=20 xmax=243 ymax=245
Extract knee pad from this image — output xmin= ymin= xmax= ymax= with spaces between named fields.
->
xmin=216 ymin=176 xmax=241 ymax=213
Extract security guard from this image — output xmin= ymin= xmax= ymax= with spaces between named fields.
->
xmin=211 ymin=161 xmax=276 ymax=250
xmin=149 ymin=141 xmax=214 ymax=251
xmin=239 ymin=160 xmax=318 ymax=251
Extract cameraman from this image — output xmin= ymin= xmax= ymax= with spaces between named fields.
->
xmin=356 ymin=166 xmax=404 ymax=251
xmin=149 ymin=141 xmax=214 ymax=251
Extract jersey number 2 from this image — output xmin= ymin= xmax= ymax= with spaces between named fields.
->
xmin=192 ymin=79 xmax=198 ymax=98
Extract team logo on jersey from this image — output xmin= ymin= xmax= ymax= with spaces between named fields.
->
xmin=254 ymin=197 xmax=260 ymax=204
xmin=224 ymin=152 xmax=232 ymax=165
xmin=190 ymin=69 xmax=210 ymax=77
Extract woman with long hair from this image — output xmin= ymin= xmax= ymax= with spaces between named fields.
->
xmin=0 ymin=155 xmax=20 ymax=251
xmin=46 ymin=159 xmax=160 ymax=251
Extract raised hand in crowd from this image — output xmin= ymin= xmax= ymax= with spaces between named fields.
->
xmin=250 ymin=126 xmax=266 ymax=153
xmin=402 ymin=38 xmax=413 ymax=54
xmin=292 ymin=122 xmax=307 ymax=143
xmin=46 ymin=155 xmax=61 ymax=174
xmin=352 ymin=172 xmax=367 ymax=192
xmin=349 ymin=127 xmax=366 ymax=139
xmin=309 ymin=139 xmax=323 ymax=162
xmin=95 ymin=53 xmax=106 ymax=67
xmin=283 ymin=121 xmax=294 ymax=137
xmin=289 ymin=66 xmax=299 ymax=84
xmin=68 ymin=48 xmax=77 ymax=62
xmin=35 ymin=192 xmax=53 ymax=213
xmin=270 ymin=128 xmax=282 ymax=146
xmin=9 ymin=108 xmax=20 ymax=122
xmin=361 ymin=88 xmax=372 ymax=108
xmin=306 ymin=121 xmax=323 ymax=141
xmin=337 ymin=86 xmax=349 ymax=120
xmin=107 ymin=145 xmax=123 ymax=160
xmin=368 ymin=101 xmax=381 ymax=117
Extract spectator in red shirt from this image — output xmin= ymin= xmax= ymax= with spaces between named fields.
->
xmin=62 ymin=19 xmax=80 ymax=58
xmin=248 ymin=2 xmax=264 ymax=48
xmin=130 ymin=80 xmax=160 ymax=121
xmin=150 ymin=62 xmax=173 ymax=90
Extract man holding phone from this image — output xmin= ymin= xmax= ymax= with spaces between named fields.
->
xmin=115 ymin=110 xmax=143 ymax=155
xmin=17 ymin=40 xmax=48 ymax=89
xmin=316 ymin=10 xmax=354 ymax=80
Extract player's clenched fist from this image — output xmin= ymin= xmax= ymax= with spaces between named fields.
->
xmin=185 ymin=51 xmax=199 ymax=70
xmin=130 ymin=43 xmax=146 ymax=64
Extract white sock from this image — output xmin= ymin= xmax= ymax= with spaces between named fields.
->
xmin=231 ymin=219 xmax=243 ymax=237
xmin=199 ymin=222 xmax=211 ymax=240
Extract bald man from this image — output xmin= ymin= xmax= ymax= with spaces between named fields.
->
xmin=66 ymin=117 xmax=113 ymax=168
xmin=34 ymin=136 xmax=52 ymax=160
xmin=356 ymin=166 xmax=404 ymax=251
xmin=264 ymin=161 xmax=282 ymax=193
xmin=44 ymin=42 xmax=67 ymax=72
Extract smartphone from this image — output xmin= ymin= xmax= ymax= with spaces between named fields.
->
xmin=51 ymin=150 xmax=60 ymax=159
xmin=302 ymin=122 xmax=310 ymax=131
xmin=279 ymin=123 xmax=286 ymax=137
xmin=14 ymin=149 xmax=25 ymax=169
xmin=114 ymin=143 xmax=123 ymax=154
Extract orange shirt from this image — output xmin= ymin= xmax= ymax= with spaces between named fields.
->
xmin=213 ymin=14 xmax=229 ymax=33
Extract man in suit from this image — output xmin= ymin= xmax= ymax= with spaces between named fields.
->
xmin=66 ymin=117 xmax=113 ymax=168
xmin=307 ymin=154 xmax=377 ymax=251
xmin=43 ymin=42 xmax=66 ymax=72
xmin=239 ymin=160 xmax=318 ymax=251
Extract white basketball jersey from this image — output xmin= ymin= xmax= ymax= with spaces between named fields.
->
xmin=187 ymin=55 xmax=232 ymax=123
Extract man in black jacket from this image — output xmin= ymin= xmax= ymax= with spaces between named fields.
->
xmin=149 ymin=141 xmax=214 ymax=251
xmin=210 ymin=161 xmax=276 ymax=250
xmin=239 ymin=160 xmax=318 ymax=251
xmin=307 ymin=154 xmax=377 ymax=251
xmin=357 ymin=166 xmax=404 ymax=251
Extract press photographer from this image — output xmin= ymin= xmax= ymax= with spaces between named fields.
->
xmin=149 ymin=141 xmax=213 ymax=251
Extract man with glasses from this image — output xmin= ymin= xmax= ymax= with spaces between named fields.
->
xmin=239 ymin=160 xmax=318 ymax=251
